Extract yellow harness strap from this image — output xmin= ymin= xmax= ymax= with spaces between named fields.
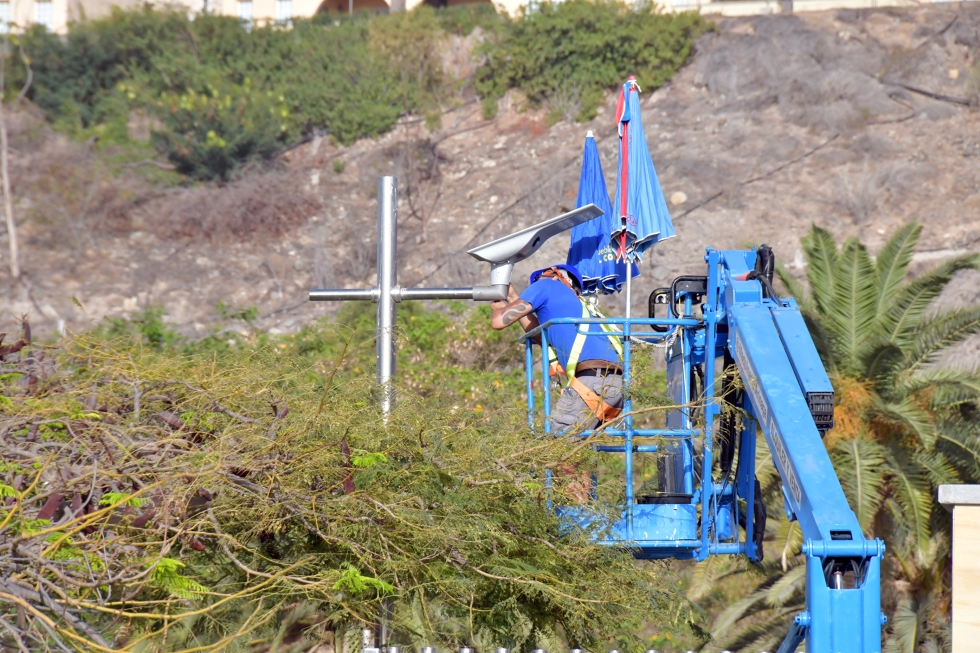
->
xmin=540 ymin=268 xmax=624 ymax=423
xmin=547 ymin=346 xmax=564 ymax=377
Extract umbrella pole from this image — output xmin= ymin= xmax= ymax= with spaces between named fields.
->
xmin=625 ymin=262 xmax=631 ymax=320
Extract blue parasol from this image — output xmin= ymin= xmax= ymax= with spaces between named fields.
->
xmin=566 ymin=130 xmax=639 ymax=295
xmin=610 ymin=77 xmax=675 ymax=263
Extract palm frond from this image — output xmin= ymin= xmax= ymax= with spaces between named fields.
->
xmin=884 ymin=445 xmax=934 ymax=554
xmin=914 ymin=446 xmax=960 ymax=488
xmin=713 ymin=608 xmax=801 ymax=653
xmin=935 ymin=418 xmax=980 ymax=479
xmin=881 ymin=254 xmax=980 ymax=348
xmin=874 ymin=223 xmax=921 ymax=317
xmin=687 ymin=555 xmax=728 ymax=602
xmin=710 ymin=585 xmax=773 ymax=637
xmin=830 ymin=434 xmax=887 ymax=532
xmin=765 ymin=565 xmax=806 ymax=608
xmin=827 ymin=238 xmax=879 ymax=372
xmin=801 ymin=225 xmax=839 ymax=315
xmin=857 ymin=337 xmax=905 ymax=390
xmin=885 ymin=597 xmax=921 ymax=653
xmin=902 ymin=365 xmax=980 ymax=409
xmin=868 ymin=396 xmax=936 ymax=449
xmin=755 ymin=431 xmax=781 ymax=496
xmin=775 ymin=265 xmax=814 ymax=313
xmin=919 ymin=637 xmax=943 ymax=653
xmin=906 ymin=307 xmax=980 ymax=373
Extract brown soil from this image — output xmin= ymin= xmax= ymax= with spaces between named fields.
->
xmin=2 ymin=3 xmax=980 ymax=349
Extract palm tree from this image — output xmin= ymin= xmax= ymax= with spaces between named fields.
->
xmin=696 ymin=224 xmax=980 ymax=653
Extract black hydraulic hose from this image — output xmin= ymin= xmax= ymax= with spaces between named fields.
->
xmin=751 ymin=244 xmax=778 ymax=299
xmin=745 ymin=270 xmax=779 ymax=301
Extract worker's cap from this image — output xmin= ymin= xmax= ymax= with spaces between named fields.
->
xmin=529 ymin=264 xmax=583 ymax=291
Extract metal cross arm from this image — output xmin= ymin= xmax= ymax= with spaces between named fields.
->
xmin=306 ymin=175 xmax=604 ymax=417
xmin=308 ymin=286 xmax=507 ymax=302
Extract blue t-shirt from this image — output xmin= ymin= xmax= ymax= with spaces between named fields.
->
xmin=520 ymin=278 xmax=619 ymax=370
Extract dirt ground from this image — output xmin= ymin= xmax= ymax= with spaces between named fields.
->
xmin=3 ymin=2 xmax=980 ymax=351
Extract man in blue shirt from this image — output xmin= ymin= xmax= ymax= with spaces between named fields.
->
xmin=489 ymin=264 xmax=624 ymax=435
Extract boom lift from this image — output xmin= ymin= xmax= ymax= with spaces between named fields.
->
xmin=510 ymin=244 xmax=885 ymax=653
xmin=312 ymin=178 xmax=885 ymax=653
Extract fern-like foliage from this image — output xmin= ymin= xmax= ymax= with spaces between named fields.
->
xmin=150 ymin=557 xmax=209 ymax=599
xmin=333 ymin=562 xmax=395 ymax=595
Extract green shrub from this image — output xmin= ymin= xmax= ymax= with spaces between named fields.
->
xmin=0 ymin=315 xmax=690 ymax=651
xmin=14 ymin=8 xmax=429 ymax=179
xmin=434 ymin=2 xmax=504 ymax=36
xmin=12 ymin=1 xmax=703 ymax=181
xmin=16 ymin=11 xmax=198 ymax=127
xmin=475 ymin=0 xmax=708 ymax=121
xmin=275 ymin=20 xmax=405 ymax=145
xmin=151 ymin=81 xmax=285 ymax=181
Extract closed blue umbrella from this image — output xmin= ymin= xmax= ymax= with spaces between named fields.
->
xmin=610 ymin=77 xmax=675 ymax=263
xmin=566 ymin=130 xmax=639 ymax=295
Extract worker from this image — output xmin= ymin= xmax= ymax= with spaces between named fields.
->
xmin=489 ymin=264 xmax=624 ymax=435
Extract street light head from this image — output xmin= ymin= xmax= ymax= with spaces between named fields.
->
xmin=467 ymin=204 xmax=603 ymax=290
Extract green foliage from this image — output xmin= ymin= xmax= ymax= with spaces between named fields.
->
xmin=150 ymin=557 xmax=210 ymax=599
xmin=152 ymin=81 xmax=286 ymax=181
xmin=216 ymin=301 xmax=260 ymax=324
xmin=433 ymin=2 xmax=504 ymax=36
xmin=0 ymin=306 xmax=690 ymax=651
xmin=14 ymin=1 xmax=701 ymax=180
xmin=102 ymin=304 xmax=181 ymax=350
xmin=475 ymin=0 xmax=707 ymax=120
xmin=99 ymin=491 xmax=151 ymax=508
xmin=333 ymin=562 xmax=395 ymax=595
xmin=368 ymin=8 xmax=446 ymax=127
xmin=13 ymin=8 xmax=429 ymax=180
xmin=351 ymin=451 xmax=388 ymax=468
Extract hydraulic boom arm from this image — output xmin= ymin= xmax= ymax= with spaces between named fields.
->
xmin=713 ymin=247 xmax=885 ymax=653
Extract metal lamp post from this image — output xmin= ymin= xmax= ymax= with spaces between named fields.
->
xmin=309 ymin=176 xmax=508 ymax=418
xmin=309 ymin=176 xmax=603 ymax=420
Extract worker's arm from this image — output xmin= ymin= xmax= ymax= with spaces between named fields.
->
xmin=506 ymin=283 xmax=540 ymax=334
xmin=490 ymin=285 xmax=535 ymax=330
xmin=490 ymin=299 xmax=534 ymax=330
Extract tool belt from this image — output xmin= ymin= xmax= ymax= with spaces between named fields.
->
xmin=569 ymin=374 xmax=622 ymax=422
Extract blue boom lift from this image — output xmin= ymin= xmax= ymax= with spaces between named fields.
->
xmin=311 ymin=179 xmax=885 ymax=653
xmin=516 ymin=246 xmax=885 ymax=653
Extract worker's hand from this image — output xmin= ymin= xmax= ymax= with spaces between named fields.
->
xmin=506 ymin=284 xmax=520 ymax=302
xmin=490 ymin=300 xmax=507 ymax=310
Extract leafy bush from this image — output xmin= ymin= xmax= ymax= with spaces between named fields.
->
xmin=13 ymin=8 xmax=435 ymax=180
xmin=475 ymin=0 xmax=708 ymax=121
xmin=369 ymin=8 xmax=446 ymax=127
xmin=12 ymin=1 xmax=704 ymax=180
xmin=151 ymin=82 xmax=285 ymax=181
xmin=17 ymin=11 xmax=198 ymax=129
xmin=0 ymin=306 xmax=693 ymax=651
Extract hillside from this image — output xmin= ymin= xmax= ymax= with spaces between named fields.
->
xmin=2 ymin=2 xmax=980 ymax=343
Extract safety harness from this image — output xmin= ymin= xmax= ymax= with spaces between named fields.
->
xmin=542 ymin=268 xmax=625 ymax=422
